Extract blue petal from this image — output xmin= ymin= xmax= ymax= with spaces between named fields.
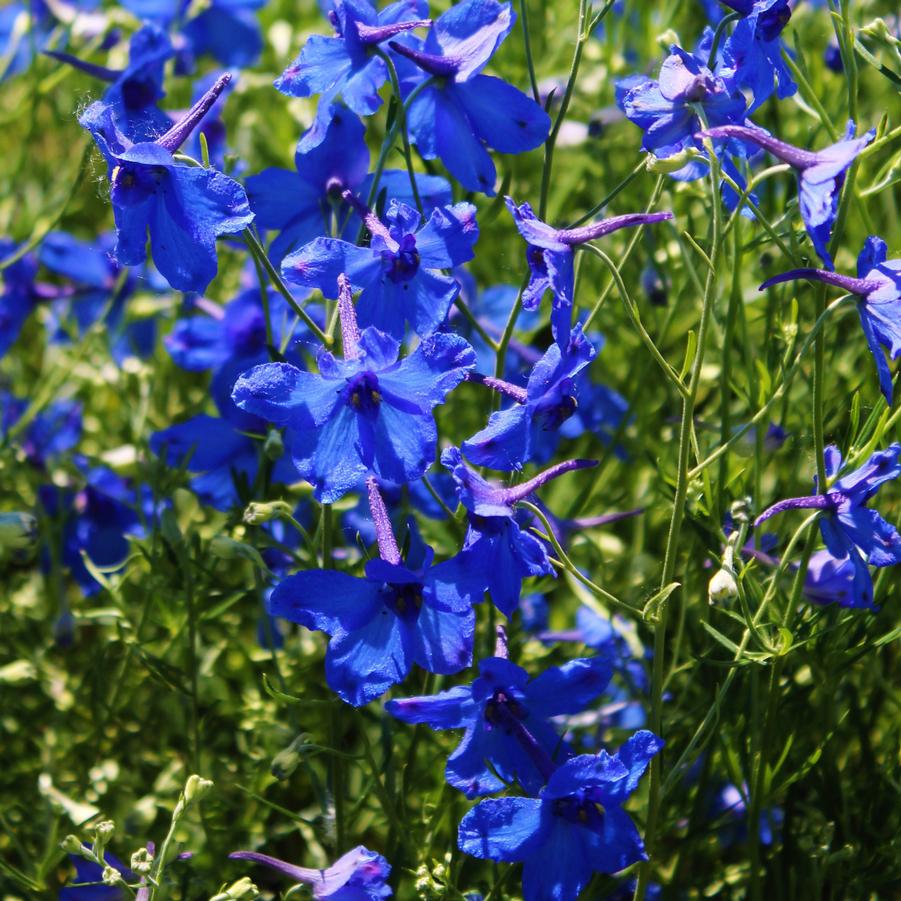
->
xmin=427 ymin=0 xmax=514 ymax=81
xmin=456 ymin=75 xmax=550 ymax=153
xmin=457 ymin=797 xmax=544 ymax=862
xmin=415 ymin=202 xmax=480 ymax=268
xmin=385 ymin=684 xmax=475 ymax=728
xmin=150 ymin=415 xmax=250 ymax=471
xmin=462 ymin=405 xmax=531 ymax=471
xmin=525 ymin=657 xmax=612 ymax=718
xmin=269 ymin=569 xmax=384 ymax=634
xmin=411 ymin=603 xmax=475 ymax=674
xmin=434 ymin=89 xmax=497 ymax=195
xmin=232 ymin=362 xmax=340 ymax=426
xmin=282 ymin=237 xmax=381 ymax=296
xmin=837 ymin=507 xmax=901 ymax=567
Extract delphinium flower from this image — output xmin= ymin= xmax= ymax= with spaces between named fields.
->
xmin=78 ymin=73 xmax=254 ymax=292
xmin=232 ymin=275 xmax=475 ymax=502
xmin=60 ymin=847 xmax=134 ymax=900
xmin=387 ymin=0 xmax=551 ymax=194
xmin=441 ymin=446 xmax=596 ymax=616
xmin=282 ymin=195 xmax=478 ymax=340
xmin=387 ymin=638 xmax=612 ymax=797
xmin=458 ymin=731 xmax=664 ymax=901
xmin=697 ymin=122 xmax=875 ymax=269
xmin=712 ymin=783 xmax=784 ymax=847
xmin=0 ymin=392 xmax=82 ymax=469
xmin=267 ymin=478 xmax=478 ymax=705
xmin=758 ymin=236 xmax=901 ymax=403
xmin=754 ymin=444 xmax=901 ymax=609
xmin=230 ymin=844 xmax=392 ymax=900
xmin=1 ymin=2 xmax=55 ymax=82
xmin=504 ymin=198 xmax=672 ymax=342
xmin=274 ymin=0 xmax=431 ymax=140
xmin=462 ymin=326 xmax=599 ymax=470
xmin=0 ymin=240 xmax=45 ymax=357
xmin=47 ymin=24 xmax=174 ymax=141
xmin=246 ymin=104 xmax=371 ymax=265
xmin=718 ymin=0 xmax=796 ymax=110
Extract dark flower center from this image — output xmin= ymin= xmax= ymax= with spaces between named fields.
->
xmin=534 ymin=386 xmax=578 ymax=432
xmin=385 ymin=581 xmax=423 ymax=621
xmin=382 ymin=233 xmax=420 ymax=283
xmin=757 ymin=4 xmax=791 ymax=42
xmin=121 ymin=74 xmax=159 ymax=111
xmin=552 ymin=794 xmax=606 ymax=828
xmin=345 ymin=371 xmax=382 ymax=415
xmin=483 ymin=690 xmax=526 ymax=731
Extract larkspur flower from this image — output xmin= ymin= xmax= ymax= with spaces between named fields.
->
xmin=754 ymin=443 xmax=901 ymax=608
xmin=387 ymin=651 xmax=611 ymax=797
xmin=230 ymin=844 xmax=392 ymax=900
xmin=1 ymin=391 xmax=82 ymax=468
xmin=719 ymin=0 xmax=796 ymax=110
xmin=232 ymin=277 xmax=475 ymax=502
xmin=462 ymin=326 xmax=599 ymax=469
xmin=282 ymin=197 xmax=478 ymax=339
xmin=267 ymin=479 xmax=478 ymax=705
xmin=441 ymin=447 xmax=596 ymax=615
xmin=504 ymin=199 xmax=672 ymax=342
xmin=246 ymin=105 xmax=370 ymax=265
xmin=713 ymin=783 xmax=784 ymax=847
xmin=47 ymin=24 xmax=173 ymax=141
xmin=697 ymin=122 xmax=875 ymax=269
xmin=388 ymin=0 xmax=550 ymax=194
xmin=79 ymin=73 xmax=254 ymax=293
xmin=275 ymin=0 xmax=431 ymax=138
xmin=458 ymin=731 xmax=664 ymax=901
xmin=0 ymin=239 xmax=45 ymax=357
xmin=60 ymin=848 xmax=133 ymax=900
xmin=759 ymin=236 xmax=901 ymax=403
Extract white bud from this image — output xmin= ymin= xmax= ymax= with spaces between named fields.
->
xmin=130 ymin=847 xmax=154 ymax=875
xmin=708 ymin=546 xmax=738 ymax=604
xmin=101 ymin=866 xmax=123 ymax=886
xmin=209 ymin=876 xmax=259 ymax=901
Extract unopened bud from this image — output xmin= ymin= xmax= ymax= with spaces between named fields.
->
xmin=708 ymin=546 xmax=738 ymax=604
xmin=263 ymin=429 xmax=285 ymax=462
xmin=730 ymin=497 xmax=753 ymax=526
xmin=184 ymin=774 xmax=214 ymax=805
xmin=243 ymin=500 xmax=293 ymax=526
xmin=270 ymin=734 xmax=309 ymax=780
xmin=656 ymin=29 xmax=679 ymax=50
xmin=61 ymin=835 xmax=86 ymax=855
xmin=91 ymin=820 xmax=115 ymax=854
xmin=210 ymin=876 xmax=259 ymax=901
xmin=101 ymin=866 xmax=123 ymax=886
xmin=646 ymin=148 xmax=701 ymax=174
xmin=130 ymin=847 xmax=154 ymax=875
xmin=0 ymin=512 xmax=38 ymax=554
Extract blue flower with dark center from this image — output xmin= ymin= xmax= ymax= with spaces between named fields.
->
xmin=275 ymin=0 xmax=431 ymax=139
xmin=505 ymin=199 xmax=672 ymax=343
xmin=79 ymin=73 xmax=254 ymax=293
xmin=458 ymin=731 xmax=663 ymax=901
xmin=387 ymin=652 xmax=611 ymax=797
xmin=698 ymin=122 xmax=875 ymax=269
xmin=387 ymin=0 xmax=550 ymax=194
xmin=462 ymin=326 xmax=598 ymax=470
xmin=230 ymin=844 xmax=392 ymax=900
xmin=232 ymin=289 xmax=475 ymax=502
xmin=47 ymin=24 xmax=173 ymax=141
xmin=267 ymin=479 xmax=478 ymax=706
xmin=758 ymin=236 xmax=901 ymax=403
xmin=441 ymin=447 xmax=596 ymax=616
xmin=281 ymin=198 xmax=478 ymax=339
xmin=719 ymin=0 xmax=796 ymax=110
xmin=754 ymin=443 xmax=901 ymax=609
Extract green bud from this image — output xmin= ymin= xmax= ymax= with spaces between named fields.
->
xmin=130 ymin=847 xmax=154 ymax=875
xmin=270 ymin=733 xmax=309 ymax=780
xmin=0 ymin=512 xmax=38 ymax=554
xmin=708 ymin=547 xmax=738 ymax=604
xmin=645 ymin=148 xmax=700 ymax=174
xmin=210 ymin=876 xmax=259 ymax=901
xmin=101 ymin=866 xmax=123 ymax=886
xmin=60 ymin=835 xmax=87 ymax=856
xmin=243 ymin=500 xmax=293 ymax=526
xmin=656 ymin=28 xmax=679 ymax=51
xmin=91 ymin=820 xmax=115 ymax=855
xmin=263 ymin=429 xmax=285 ymax=462
xmin=184 ymin=774 xmax=214 ymax=805
xmin=729 ymin=497 xmax=753 ymax=526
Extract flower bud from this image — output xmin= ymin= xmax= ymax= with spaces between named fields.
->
xmin=101 ymin=866 xmax=123 ymax=886
xmin=130 ymin=847 xmax=154 ymax=875
xmin=263 ymin=429 xmax=285 ymax=462
xmin=209 ymin=876 xmax=259 ymax=901
xmin=270 ymin=734 xmax=309 ymax=780
xmin=184 ymin=774 xmax=214 ymax=805
xmin=708 ymin=546 xmax=738 ymax=604
xmin=243 ymin=500 xmax=293 ymax=526
xmin=91 ymin=820 xmax=115 ymax=853
xmin=645 ymin=148 xmax=700 ymax=174
xmin=0 ymin=512 xmax=38 ymax=554
xmin=60 ymin=835 xmax=86 ymax=856
xmin=656 ymin=29 xmax=680 ymax=51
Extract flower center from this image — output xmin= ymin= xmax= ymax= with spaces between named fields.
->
xmin=483 ymin=690 xmax=526 ymax=731
xmin=386 ymin=582 xmax=423 ymax=620
xmin=382 ymin=233 xmax=420 ymax=283
xmin=345 ymin=371 xmax=382 ymax=415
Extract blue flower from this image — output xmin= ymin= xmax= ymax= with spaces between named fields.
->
xmin=387 ymin=654 xmax=611 ymax=797
xmin=275 ymin=0 xmax=431 ymax=135
xmin=60 ymin=848 xmax=133 ymax=900
xmin=47 ymin=24 xmax=174 ymax=141
xmin=389 ymin=0 xmax=550 ymax=194
xmin=758 ymin=236 xmax=901 ymax=403
xmin=233 ymin=326 xmax=475 ymax=503
xmin=282 ymin=198 xmax=478 ymax=339
xmin=462 ymin=327 xmax=599 ymax=469
xmin=230 ymin=844 xmax=392 ymax=899
xmin=755 ymin=443 xmax=901 ymax=609
xmin=719 ymin=0 xmax=796 ymax=110
xmin=79 ymin=73 xmax=254 ymax=292
xmin=441 ymin=447 xmax=596 ymax=616
xmin=268 ymin=479 xmax=478 ymax=705
xmin=698 ymin=122 xmax=875 ymax=269
xmin=504 ymin=199 xmax=672 ymax=343
xmin=617 ymin=46 xmax=749 ymax=180
xmin=458 ymin=731 xmax=664 ymax=901
xmin=1 ymin=2 xmax=54 ymax=82
xmin=713 ymin=782 xmax=784 ymax=848
xmin=181 ymin=0 xmax=266 ymax=69
xmin=1 ymin=391 xmax=82 ymax=468
xmin=0 ymin=239 xmax=43 ymax=357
